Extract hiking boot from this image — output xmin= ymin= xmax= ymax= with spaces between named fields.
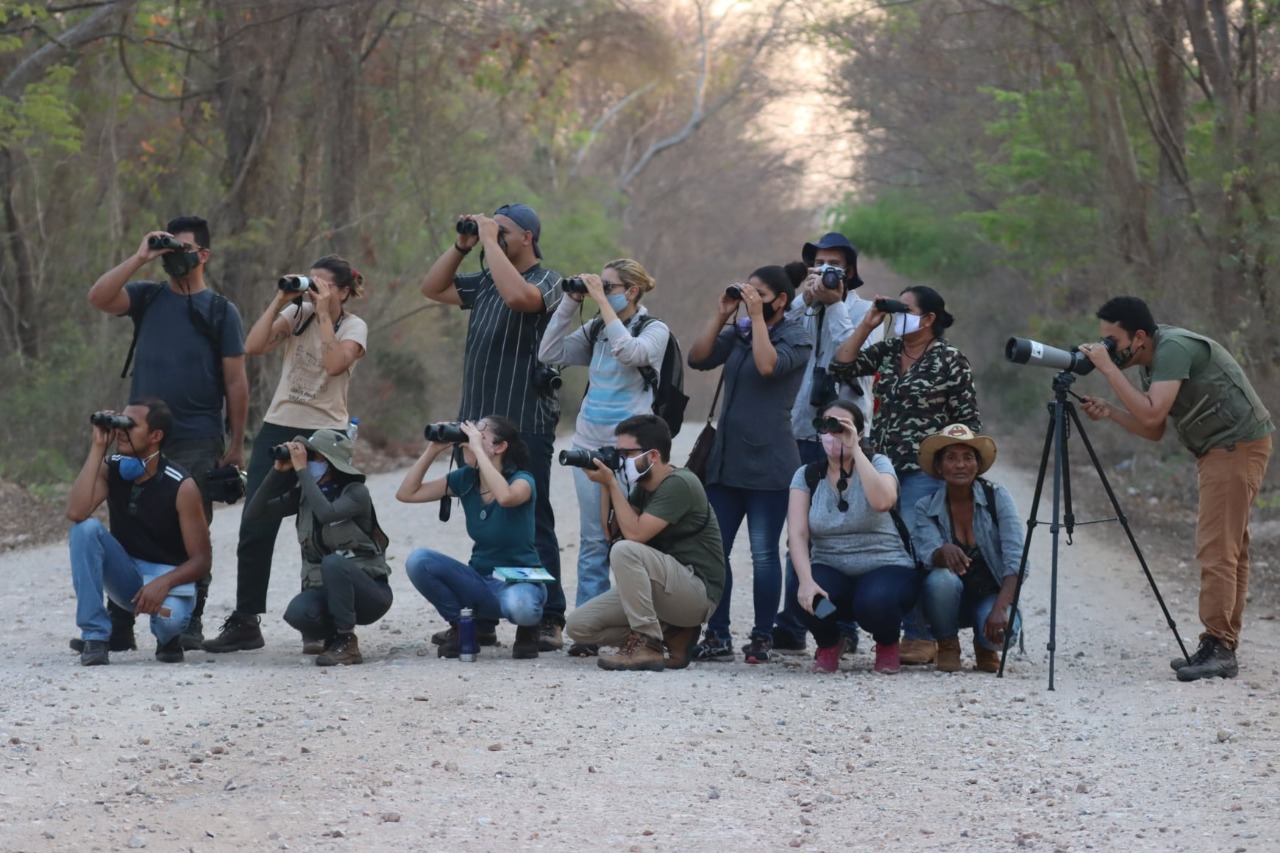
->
xmin=1170 ymin=638 xmax=1215 ymax=671
xmin=771 ymin=628 xmax=807 ymax=654
xmin=79 ymin=639 xmax=109 ymax=666
xmin=201 ymin=612 xmax=265 ymax=653
xmin=691 ymin=630 xmax=734 ymax=662
xmin=567 ymin=642 xmax=599 ymax=657
xmin=742 ymin=634 xmax=772 ymax=665
xmin=302 ymin=636 xmax=327 ymax=655
xmin=433 ymin=625 xmax=497 ymax=647
xmin=437 ymin=623 xmax=460 ymax=659
xmin=179 ymin=614 xmax=204 ymax=651
xmin=598 ymin=633 xmax=665 ymax=672
xmin=155 ymin=635 xmax=184 ymax=664
xmin=663 ymin=624 xmax=700 ymax=670
xmin=316 ymin=633 xmax=363 ymax=666
xmin=936 ymin=638 xmax=962 ymax=672
xmin=537 ymin=621 xmax=564 ymax=652
xmin=899 ymin=638 xmax=935 ymax=665
xmin=513 ymin=626 xmax=541 ymax=660
xmin=813 ymin=643 xmax=840 ymax=673
xmin=973 ymin=640 xmax=1001 ymax=673
xmin=874 ymin=641 xmax=901 ymax=674
xmin=1175 ymin=637 xmax=1238 ymax=682
xmin=70 ymin=605 xmax=137 ymax=653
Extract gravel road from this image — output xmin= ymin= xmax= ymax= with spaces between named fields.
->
xmin=1 ymin=432 xmax=1277 ymax=852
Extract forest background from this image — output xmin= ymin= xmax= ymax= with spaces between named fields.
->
xmin=0 ymin=0 xmax=1276 ymax=523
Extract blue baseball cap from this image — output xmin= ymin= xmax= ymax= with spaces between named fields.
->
xmin=802 ymin=232 xmax=862 ymax=288
xmin=494 ymin=203 xmax=542 ymax=259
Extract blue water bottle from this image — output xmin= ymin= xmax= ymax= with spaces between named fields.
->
xmin=347 ymin=417 xmax=360 ymax=443
xmin=458 ymin=607 xmax=478 ymax=662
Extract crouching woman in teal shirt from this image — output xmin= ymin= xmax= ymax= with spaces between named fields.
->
xmin=397 ymin=416 xmax=546 ymax=660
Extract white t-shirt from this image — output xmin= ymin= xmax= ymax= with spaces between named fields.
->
xmin=264 ymin=302 xmax=368 ymax=430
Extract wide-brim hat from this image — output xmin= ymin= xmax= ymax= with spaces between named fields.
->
xmin=918 ymin=424 xmax=997 ymax=478
xmin=801 ymin=231 xmax=862 ymax=287
xmin=295 ymin=429 xmax=364 ymax=480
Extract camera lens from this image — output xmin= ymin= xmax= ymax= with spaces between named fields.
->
xmin=820 ymin=266 xmax=843 ymax=290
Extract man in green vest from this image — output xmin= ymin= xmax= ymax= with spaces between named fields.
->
xmin=1078 ymin=296 xmax=1273 ymax=682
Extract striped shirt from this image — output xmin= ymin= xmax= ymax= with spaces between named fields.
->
xmin=455 ymin=265 xmax=564 ymax=434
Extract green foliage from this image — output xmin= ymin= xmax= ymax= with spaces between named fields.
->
xmin=827 ymin=191 xmax=986 ymax=282
xmin=0 ymin=65 xmax=82 ymax=154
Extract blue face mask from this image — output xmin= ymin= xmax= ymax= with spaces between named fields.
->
xmin=118 ymin=451 xmax=159 ymax=481
xmin=307 ymin=460 xmax=330 ymax=480
xmin=606 ymin=292 xmax=629 ymax=312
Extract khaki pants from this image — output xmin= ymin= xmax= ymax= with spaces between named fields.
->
xmin=1196 ymin=433 xmax=1272 ymax=649
xmin=566 ymin=540 xmax=716 ymax=646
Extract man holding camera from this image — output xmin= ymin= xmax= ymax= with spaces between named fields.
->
xmin=87 ymin=216 xmax=248 ymax=650
xmin=65 ymin=400 xmax=212 ymax=665
xmin=1080 ymin=296 xmax=1273 ymax=682
xmin=565 ymin=414 xmax=725 ymax=671
xmin=421 ymin=203 xmax=567 ymax=649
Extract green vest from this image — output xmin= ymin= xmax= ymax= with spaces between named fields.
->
xmin=1141 ymin=325 xmax=1273 ymax=456
xmin=296 ymin=487 xmax=390 ymax=588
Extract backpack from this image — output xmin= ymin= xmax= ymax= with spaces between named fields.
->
xmin=586 ymin=314 xmax=689 ymax=437
xmin=120 ymin=282 xmax=230 ymax=396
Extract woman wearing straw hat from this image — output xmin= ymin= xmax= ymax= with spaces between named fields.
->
xmin=243 ymin=429 xmax=391 ymax=666
xmin=913 ymin=424 xmax=1024 ymax=673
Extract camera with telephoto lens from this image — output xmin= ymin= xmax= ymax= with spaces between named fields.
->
xmin=148 ymin=234 xmax=184 ymax=252
xmin=424 ymin=422 xmax=467 ymax=444
xmin=532 ymin=364 xmax=562 ymax=394
xmin=90 ymin=413 xmax=135 ymax=430
xmin=558 ymin=447 xmax=622 ymax=470
xmin=269 ymin=444 xmax=294 ymax=462
xmin=456 ymin=219 xmax=479 ymax=237
xmin=562 ymin=277 xmax=588 ymax=295
xmin=1005 ymin=336 xmax=1114 ymax=377
xmin=277 ymin=275 xmax=315 ymax=293
xmin=808 ymin=366 xmax=839 ymax=409
xmin=874 ymin=297 xmax=911 ymax=314
xmin=817 ymin=264 xmax=844 ymax=290
xmin=205 ymin=465 xmax=247 ymax=504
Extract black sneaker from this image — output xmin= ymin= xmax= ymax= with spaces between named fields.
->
xmin=70 ymin=606 xmax=137 ymax=653
xmin=1176 ymin=637 xmax=1239 ymax=682
xmin=771 ymin=629 xmax=807 ymax=654
xmin=79 ymin=639 xmax=109 ymax=666
xmin=201 ymin=612 xmax=265 ymax=653
xmin=179 ymin=615 xmax=204 ymax=651
xmin=691 ymin=631 xmax=734 ymax=662
xmin=155 ymin=635 xmax=184 ymax=664
xmin=742 ymin=634 xmax=772 ymax=664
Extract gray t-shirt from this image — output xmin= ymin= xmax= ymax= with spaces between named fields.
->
xmin=125 ymin=282 xmax=246 ymax=440
xmin=790 ymin=454 xmax=914 ymax=577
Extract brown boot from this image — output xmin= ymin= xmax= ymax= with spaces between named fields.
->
xmin=512 ymin=626 xmax=540 ymax=660
xmin=935 ymin=638 xmax=962 ymax=672
xmin=316 ymin=633 xmax=363 ymax=666
xmin=662 ymin=625 xmax=700 ymax=670
xmin=899 ymin=638 xmax=936 ymax=665
xmin=974 ymin=640 xmax=1001 ymax=673
xmin=599 ymin=632 xmax=666 ymax=672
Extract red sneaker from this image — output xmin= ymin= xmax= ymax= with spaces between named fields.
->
xmin=874 ymin=641 xmax=901 ymax=674
xmin=813 ymin=644 xmax=840 ymax=673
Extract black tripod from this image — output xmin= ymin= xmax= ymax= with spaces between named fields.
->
xmin=999 ymin=370 xmax=1191 ymax=689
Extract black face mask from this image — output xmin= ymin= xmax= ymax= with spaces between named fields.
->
xmin=161 ymin=250 xmax=200 ymax=279
xmin=760 ymin=298 xmax=783 ymax=323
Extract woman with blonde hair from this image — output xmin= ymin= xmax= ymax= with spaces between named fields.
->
xmin=539 ymin=259 xmax=670 ymax=655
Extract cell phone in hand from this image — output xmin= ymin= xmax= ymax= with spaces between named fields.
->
xmin=812 ymin=595 xmax=836 ymax=619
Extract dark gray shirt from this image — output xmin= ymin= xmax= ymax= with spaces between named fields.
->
xmin=125 ymin=282 xmax=246 ymax=440
xmin=455 ymin=265 xmax=563 ymax=434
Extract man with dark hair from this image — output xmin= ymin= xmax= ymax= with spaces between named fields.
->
xmin=65 ymin=399 xmax=212 ymax=665
xmin=88 ymin=216 xmax=248 ymax=650
xmin=565 ymin=414 xmax=726 ymax=671
xmin=1080 ymin=296 xmax=1273 ymax=681
xmin=420 ymin=203 xmax=567 ymax=650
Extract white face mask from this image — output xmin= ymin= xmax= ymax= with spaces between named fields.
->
xmin=894 ymin=313 xmax=923 ymax=337
xmin=622 ymin=452 xmax=652 ymax=489
xmin=307 ymin=460 xmax=330 ymax=480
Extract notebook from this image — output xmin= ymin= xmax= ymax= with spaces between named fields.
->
xmin=493 ymin=566 xmax=555 ymax=583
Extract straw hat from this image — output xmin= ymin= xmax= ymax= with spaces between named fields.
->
xmin=918 ymin=424 xmax=997 ymax=478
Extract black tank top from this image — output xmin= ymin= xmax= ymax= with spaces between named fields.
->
xmin=106 ymin=455 xmax=191 ymax=566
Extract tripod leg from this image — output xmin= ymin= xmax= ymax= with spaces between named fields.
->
xmin=1066 ymin=405 xmax=1193 ymax=661
xmin=1044 ymin=400 xmax=1070 ymax=690
xmin=1060 ymin=405 xmax=1075 ymax=541
xmin=999 ymin=403 xmax=1055 ymax=679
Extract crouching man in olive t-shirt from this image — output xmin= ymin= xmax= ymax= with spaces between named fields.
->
xmin=566 ymin=414 xmax=725 ymax=671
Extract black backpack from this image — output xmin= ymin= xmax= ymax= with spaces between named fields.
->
xmin=586 ymin=314 xmax=689 ymax=437
xmin=120 ymin=282 xmax=230 ymax=395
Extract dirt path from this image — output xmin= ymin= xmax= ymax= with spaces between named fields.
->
xmin=1 ymin=433 xmax=1277 ymax=852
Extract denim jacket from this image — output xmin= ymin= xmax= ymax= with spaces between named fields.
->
xmin=912 ymin=479 xmax=1027 ymax=586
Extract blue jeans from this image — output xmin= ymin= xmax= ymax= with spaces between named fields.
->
xmin=897 ymin=469 xmax=941 ymax=641
xmin=571 ymin=444 xmax=611 ymax=606
xmin=521 ymin=431 xmax=565 ymax=623
xmin=705 ymin=484 xmax=789 ymax=641
xmin=794 ymin=563 xmax=918 ymax=647
xmin=69 ymin=519 xmax=195 ymax=644
xmin=404 ymin=548 xmax=546 ymax=626
xmin=920 ymin=569 xmax=1021 ymax=650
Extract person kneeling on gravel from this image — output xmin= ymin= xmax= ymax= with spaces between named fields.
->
xmin=243 ymin=429 xmax=392 ymax=666
xmin=66 ymin=399 xmax=211 ymax=666
xmin=565 ymin=414 xmax=725 ymax=672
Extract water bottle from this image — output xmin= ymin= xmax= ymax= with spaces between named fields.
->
xmin=457 ymin=607 xmax=478 ymax=662
xmin=347 ymin=417 xmax=360 ymax=443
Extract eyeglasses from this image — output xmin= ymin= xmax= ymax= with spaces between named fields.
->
xmin=614 ymin=446 xmax=649 ymax=459
xmin=602 ymin=281 xmax=628 ymax=293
